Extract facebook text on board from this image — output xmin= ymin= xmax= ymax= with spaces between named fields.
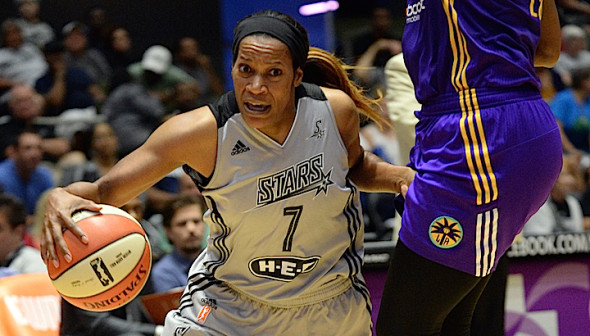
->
xmin=507 ymin=232 xmax=590 ymax=258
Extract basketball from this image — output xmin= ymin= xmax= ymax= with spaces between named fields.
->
xmin=47 ymin=204 xmax=152 ymax=312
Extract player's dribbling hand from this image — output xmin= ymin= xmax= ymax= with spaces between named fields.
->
xmin=41 ymin=187 xmax=102 ymax=268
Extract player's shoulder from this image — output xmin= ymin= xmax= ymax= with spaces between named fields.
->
xmin=320 ymin=86 xmax=356 ymax=115
xmin=165 ymin=105 xmax=217 ymax=137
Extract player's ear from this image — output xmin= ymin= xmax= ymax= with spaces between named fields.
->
xmin=293 ymin=67 xmax=304 ymax=87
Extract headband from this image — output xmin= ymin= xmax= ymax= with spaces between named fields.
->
xmin=232 ymin=15 xmax=308 ymax=69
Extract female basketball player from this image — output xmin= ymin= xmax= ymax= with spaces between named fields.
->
xmin=41 ymin=10 xmax=414 ymax=335
xmin=376 ymin=1 xmax=562 ymax=335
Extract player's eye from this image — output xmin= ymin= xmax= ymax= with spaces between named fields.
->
xmin=269 ymin=68 xmax=282 ymax=77
xmin=238 ymin=64 xmax=251 ymax=74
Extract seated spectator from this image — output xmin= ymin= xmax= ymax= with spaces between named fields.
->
xmin=0 ymin=84 xmax=70 ymax=161
xmin=62 ymin=21 xmax=112 ymax=92
xmin=174 ymin=37 xmax=224 ymax=106
xmin=0 ymin=129 xmax=54 ymax=214
xmin=0 ymin=193 xmax=46 ymax=273
xmin=171 ymin=81 xmax=201 ymax=114
xmin=151 ymin=194 xmax=206 ymax=293
xmin=523 ymin=155 xmax=586 ymax=235
xmin=554 ymin=24 xmax=590 ymax=86
xmin=101 ymin=73 xmax=166 ymax=157
xmin=13 ymin=0 xmax=55 ymax=48
xmin=35 ymin=39 xmax=104 ymax=117
xmin=550 ymin=66 xmax=590 ymax=153
xmin=127 ymin=45 xmax=197 ymax=112
xmin=0 ymin=18 xmax=48 ymax=107
xmin=83 ymin=5 xmax=111 ymax=52
xmin=121 ymin=195 xmax=172 ymax=263
xmin=59 ymin=122 xmax=118 ymax=186
xmin=104 ymin=26 xmax=139 ymax=90
xmin=537 ymin=67 xmax=566 ymax=102
xmin=349 ymin=7 xmax=401 ymax=97
xmin=557 ymin=0 xmax=590 ymax=36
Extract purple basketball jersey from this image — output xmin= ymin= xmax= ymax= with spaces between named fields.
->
xmin=399 ymin=0 xmax=562 ymax=276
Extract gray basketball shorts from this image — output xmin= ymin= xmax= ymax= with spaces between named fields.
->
xmin=161 ymin=273 xmax=372 ymax=336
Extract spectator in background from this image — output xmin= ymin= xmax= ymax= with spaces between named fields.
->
xmin=384 ymin=53 xmax=420 ymax=166
xmin=104 ymin=26 xmax=139 ymax=90
xmin=0 ymin=129 xmax=54 ymax=215
xmin=120 ymin=195 xmax=172 ymax=263
xmin=13 ymin=0 xmax=55 ymax=48
xmin=350 ymin=7 xmax=401 ymax=96
xmin=0 ymin=18 xmax=47 ymax=107
xmin=554 ymin=24 xmax=590 ymax=86
xmin=83 ymin=5 xmax=111 ymax=52
xmin=62 ymin=21 xmax=112 ymax=92
xmin=127 ymin=45 xmax=197 ymax=112
xmin=0 ymin=193 xmax=46 ymax=273
xmin=174 ymin=37 xmax=224 ymax=106
xmin=550 ymin=66 xmax=590 ymax=154
xmin=537 ymin=67 xmax=567 ymax=102
xmin=59 ymin=122 xmax=119 ymax=186
xmin=350 ymin=7 xmax=401 ymax=65
xmin=35 ymin=40 xmax=104 ymax=117
xmin=557 ymin=0 xmax=590 ymax=34
xmin=101 ymin=71 xmax=166 ymax=157
xmin=151 ymin=194 xmax=206 ymax=293
xmin=0 ymin=84 xmax=70 ymax=162
xmin=523 ymin=154 xmax=586 ymax=235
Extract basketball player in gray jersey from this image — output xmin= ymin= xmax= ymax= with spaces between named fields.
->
xmin=40 ymin=10 xmax=415 ymax=335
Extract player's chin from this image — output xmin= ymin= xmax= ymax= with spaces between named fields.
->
xmin=241 ymin=113 xmax=273 ymax=129
xmin=182 ymin=246 xmax=202 ymax=254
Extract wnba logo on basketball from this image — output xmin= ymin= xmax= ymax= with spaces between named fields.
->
xmin=90 ymin=257 xmax=114 ymax=286
xmin=429 ymin=216 xmax=463 ymax=248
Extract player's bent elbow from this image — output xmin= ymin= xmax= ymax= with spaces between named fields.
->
xmin=534 ymin=48 xmax=560 ymax=68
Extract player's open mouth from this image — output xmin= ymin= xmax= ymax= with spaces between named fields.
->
xmin=245 ymin=102 xmax=270 ymax=114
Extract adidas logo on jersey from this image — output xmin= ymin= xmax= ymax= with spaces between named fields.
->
xmin=231 ymin=140 xmax=250 ymax=156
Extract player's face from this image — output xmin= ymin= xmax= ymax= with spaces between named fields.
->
xmin=232 ymin=35 xmax=303 ymax=143
xmin=167 ymin=204 xmax=205 ymax=256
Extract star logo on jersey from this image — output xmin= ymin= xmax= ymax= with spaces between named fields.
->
xmin=314 ymin=168 xmax=334 ymax=197
xmin=307 ymin=119 xmax=326 ymax=140
xmin=429 ymin=216 xmax=463 ymax=248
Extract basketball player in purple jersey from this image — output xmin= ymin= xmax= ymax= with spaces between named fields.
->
xmin=377 ymin=1 xmax=562 ymax=335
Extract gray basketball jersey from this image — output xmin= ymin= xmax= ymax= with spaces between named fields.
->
xmin=183 ymin=83 xmax=369 ymax=308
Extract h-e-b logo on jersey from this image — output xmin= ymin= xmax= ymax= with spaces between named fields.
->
xmin=249 ymin=256 xmax=320 ymax=281
xmin=90 ymin=257 xmax=114 ymax=286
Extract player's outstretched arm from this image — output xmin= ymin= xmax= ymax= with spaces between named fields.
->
xmin=41 ymin=106 xmax=218 ymax=267
xmin=325 ymin=87 xmax=415 ymax=195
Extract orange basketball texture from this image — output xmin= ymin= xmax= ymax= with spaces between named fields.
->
xmin=46 ymin=205 xmax=152 ymax=312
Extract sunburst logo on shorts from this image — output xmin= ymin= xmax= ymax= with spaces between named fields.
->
xmin=429 ymin=216 xmax=463 ymax=248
